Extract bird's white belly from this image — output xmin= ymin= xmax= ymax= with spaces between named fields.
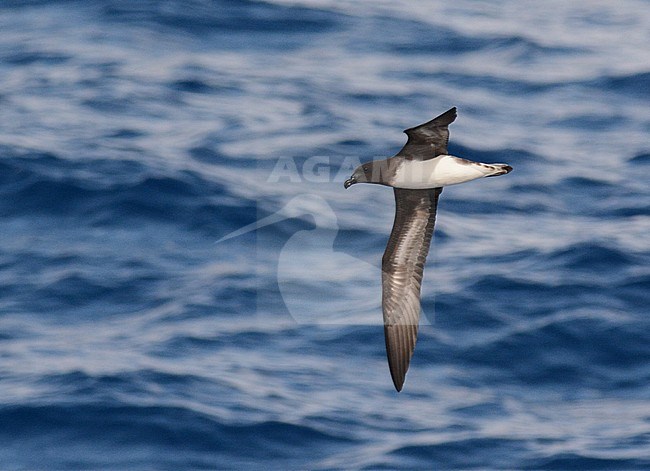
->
xmin=392 ymin=155 xmax=493 ymax=189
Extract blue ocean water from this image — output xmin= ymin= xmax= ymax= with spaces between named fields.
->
xmin=1 ymin=0 xmax=649 ymax=469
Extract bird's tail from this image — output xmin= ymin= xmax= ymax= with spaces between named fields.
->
xmin=484 ymin=163 xmax=513 ymax=177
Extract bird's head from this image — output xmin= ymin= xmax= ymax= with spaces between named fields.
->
xmin=344 ymin=159 xmax=397 ymax=189
xmin=344 ymin=161 xmax=376 ymax=189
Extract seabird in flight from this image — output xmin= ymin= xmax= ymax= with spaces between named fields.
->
xmin=344 ymin=107 xmax=512 ymax=391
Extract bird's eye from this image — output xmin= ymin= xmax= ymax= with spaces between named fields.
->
xmin=363 ymin=166 xmax=369 ymax=171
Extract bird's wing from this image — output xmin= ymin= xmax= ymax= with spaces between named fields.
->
xmin=396 ymin=107 xmax=457 ymax=160
xmin=382 ymin=187 xmax=442 ymax=391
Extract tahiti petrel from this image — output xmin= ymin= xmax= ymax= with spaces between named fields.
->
xmin=344 ymin=107 xmax=512 ymax=391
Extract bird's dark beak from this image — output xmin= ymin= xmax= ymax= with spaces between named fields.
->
xmin=344 ymin=177 xmax=357 ymax=189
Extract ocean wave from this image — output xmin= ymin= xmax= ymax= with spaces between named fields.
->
xmin=0 ymin=403 xmax=348 ymax=466
xmin=593 ymin=71 xmax=650 ymax=98
xmin=387 ymin=437 xmax=529 ymax=469
xmin=1 ymin=50 xmax=72 ymax=66
xmin=100 ymin=0 xmax=340 ymax=36
xmin=545 ymin=242 xmax=635 ymax=271
xmin=531 ymin=453 xmax=649 ymax=470
xmin=0 ymin=149 xmax=259 ymax=234
xmin=629 ymin=152 xmax=650 ymax=165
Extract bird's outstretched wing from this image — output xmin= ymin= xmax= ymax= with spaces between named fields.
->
xmin=396 ymin=107 xmax=457 ymax=160
xmin=382 ymin=187 xmax=442 ymax=391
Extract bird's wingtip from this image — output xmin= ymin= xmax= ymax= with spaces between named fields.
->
xmin=403 ymin=106 xmax=458 ymax=135
xmin=390 ymin=368 xmax=406 ymax=392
